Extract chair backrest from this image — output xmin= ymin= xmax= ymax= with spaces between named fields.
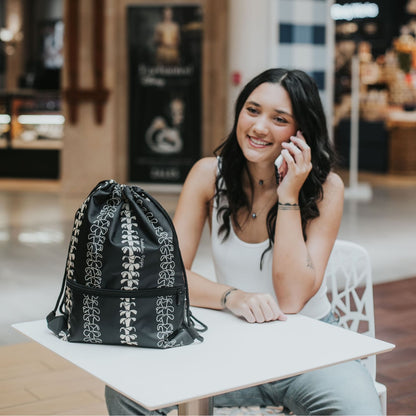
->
xmin=325 ymin=240 xmax=376 ymax=378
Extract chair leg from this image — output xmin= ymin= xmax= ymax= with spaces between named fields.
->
xmin=379 ymin=390 xmax=387 ymax=416
xmin=374 ymin=381 xmax=387 ymax=416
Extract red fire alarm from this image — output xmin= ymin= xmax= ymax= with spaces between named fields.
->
xmin=231 ymin=71 xmax=242 ymax=86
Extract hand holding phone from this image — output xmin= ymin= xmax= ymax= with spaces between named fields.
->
xmin=274 ymin=154 xmax=283 ymax=184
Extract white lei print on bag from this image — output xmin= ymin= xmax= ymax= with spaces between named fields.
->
xmin=60 ymin=197 xmax=90 ymax=340
xmin=148 ymin=214 xmax=177 ymax=348
xmin=83 ymin=186 xmax=121 ymax=343
xmin=134 ymin=193 xmax=177 ymax=348
xmin=119 ymin=202 xmax=144 ymax=345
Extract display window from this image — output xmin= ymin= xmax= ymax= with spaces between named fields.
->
xmin=9 ymin=95 xmax=63 ymax=149
xmin=0 ymin=93 xmax=62 ymax=179
xmin=333 ymin=0 xmax=416 ymax=174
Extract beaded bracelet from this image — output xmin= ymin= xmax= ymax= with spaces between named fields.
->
xmin=221 ymin=287 xmax=238 ymax=308
xmin=278 ymin=202 xmax=300 ymax=210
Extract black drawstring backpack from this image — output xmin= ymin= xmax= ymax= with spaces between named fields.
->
xmin=47 ymin=179 xmax=206 ymax=348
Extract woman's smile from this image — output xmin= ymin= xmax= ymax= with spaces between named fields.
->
xmin=248 ymin=135 xmax=272 ymax=148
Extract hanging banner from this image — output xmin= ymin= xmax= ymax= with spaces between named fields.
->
xmin=127 ymin=5 xmax=202 ymax=183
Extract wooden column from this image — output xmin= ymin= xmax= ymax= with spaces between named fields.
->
xmin=64 ymin=0 xmax=109 ymax=124
xmin=4 ymin=0 xmax=25 ymax=90
xmin=61 ymin=0 xmax=117 ymax=195
xmin=202 ymin=0 xmax=229 ymax=155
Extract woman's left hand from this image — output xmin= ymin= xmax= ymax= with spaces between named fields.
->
xmin=277 ymin=130 xmax=312 ymax=202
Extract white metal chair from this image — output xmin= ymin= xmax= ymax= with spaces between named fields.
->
xmin=325 ymin=239 xmax=387 ymax=415
xmin=214 ymin=240 xmax=387 ymax=416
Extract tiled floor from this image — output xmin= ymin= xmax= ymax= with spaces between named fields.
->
xmin=0 ymin=172 xmax=416 ymax=347
xmin=0 ymin=342 xmax=108 ymax=415
xmin=373 ymin=277 xmax=416 ymax=415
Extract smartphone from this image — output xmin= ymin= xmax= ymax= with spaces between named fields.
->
xmin=274 ymin=154 xmax=283 ymax=184
xmin=275 ymin=154 xmax=283 ymax=169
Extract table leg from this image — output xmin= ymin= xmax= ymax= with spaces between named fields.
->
xmin=178 ymin=397 xmax=213 ymax=415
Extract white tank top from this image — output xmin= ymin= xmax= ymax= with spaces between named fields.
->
xmin=210 ymin=170 xmax=331 ymax=320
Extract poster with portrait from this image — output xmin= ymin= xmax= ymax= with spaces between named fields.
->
xmin=127 ymin=5 xmax=202 ymax=183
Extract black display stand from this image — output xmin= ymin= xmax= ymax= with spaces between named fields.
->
xmin=334 ymin=118 xmax=389 ymax=173
xmin=127 ymin=5 xmax=202 ymax=183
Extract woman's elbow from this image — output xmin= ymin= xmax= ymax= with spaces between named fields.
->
xmin=277 ymin=297 xmax=305 ymax=314
xmin=274 ymin=280 xmax=316 ymax=314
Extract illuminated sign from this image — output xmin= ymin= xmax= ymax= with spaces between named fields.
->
xmin=0 ymin=114 xmax=11 ymax=124
xmin=17 ymin=115 xmax=65 ymax=125
xmin=331 ymin=2 xmax=379 ymax=21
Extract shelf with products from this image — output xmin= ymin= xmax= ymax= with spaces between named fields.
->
xmin=8 ymin=92 xmax=63 ymax=149
xmin=386 ymin=110 xmax=416 ymax=175
xmin=0 ymin=91 xmax=63 ymax=179
xmin=0 ymin=100 xmax=10 ymax=149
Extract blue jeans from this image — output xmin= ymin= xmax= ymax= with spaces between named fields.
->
xmin=105 ymin=312 xmax=382 ymax=415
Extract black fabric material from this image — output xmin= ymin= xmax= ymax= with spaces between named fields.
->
xmin=47 ymin=179 xmax=205 ymax=348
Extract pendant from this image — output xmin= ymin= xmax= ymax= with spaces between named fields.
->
xmin=251 ymin=213 xmax=257 ymax=219
xmin=259 ymin=180 xmax=264 ymax=186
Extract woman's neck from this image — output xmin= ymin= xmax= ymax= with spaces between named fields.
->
xmin=244 ymin=162 xmax=277 ymax=190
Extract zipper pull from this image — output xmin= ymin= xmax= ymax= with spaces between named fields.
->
xmin=176 ymin=289 xmax=183 ymax=305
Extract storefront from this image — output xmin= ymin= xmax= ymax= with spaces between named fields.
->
xmin=333 ymin=0 xmax=416 ymax=175
xmin=1 ymin=0 xmax=415 ymax=191
xmin=0 ymin=0 xmax=63 ymax=179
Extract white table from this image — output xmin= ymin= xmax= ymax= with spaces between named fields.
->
xmin=13 ymin=307 xmax=394 ymax=415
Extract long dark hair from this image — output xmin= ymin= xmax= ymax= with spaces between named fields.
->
xmin=214 ymin=68 xmax=336 ymax=264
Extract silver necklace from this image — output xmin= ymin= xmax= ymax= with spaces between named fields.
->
xmin=246 ymin=171 xmax=277 ymax=220
xmin=255 ymin=174 xmax=276 ymax=187
xmin=251 ymin=205 xmax=268 ymax=219
xmin=250 ymin=194 xmax=276 ymax=220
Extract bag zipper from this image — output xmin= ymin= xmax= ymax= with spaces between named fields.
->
xmin=66 ymin=279 xmax=185 ymax=305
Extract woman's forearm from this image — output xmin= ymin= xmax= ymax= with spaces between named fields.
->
xmin=186 ymin=268 xmax=232 ymax=310
xmin=186 ymin=268 xmax=287 ymax=323
xmin=272 ymin=206 xmax=317 ymax=313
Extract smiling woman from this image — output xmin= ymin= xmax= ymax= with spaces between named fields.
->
xmin=105 ymin=68 xmax=382 ymax=416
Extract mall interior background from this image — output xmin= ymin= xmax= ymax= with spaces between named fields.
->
xmin=0 ymin=0 xmax=415 ymax=345
xmin=2 ymin=0 xmax=416 ymax=186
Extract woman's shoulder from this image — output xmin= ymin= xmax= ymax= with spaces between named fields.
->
xmin=324 ymin=171 xmax=344 ymax=189
xmin=188 ymin=157 xmax=218 ymax=182
xmin=183 ymin=157 xmax=218 ymax=198
xmin=192 ymin=156 xmax=218 ymax=173
xmin=321 ymin=171 xmax=344 ymax=203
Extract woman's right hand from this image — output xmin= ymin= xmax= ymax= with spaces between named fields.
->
xmin=277 ymin=131 xmax=312 ymax=202
xmin=225 ymin=290 xmax=287 ymax=323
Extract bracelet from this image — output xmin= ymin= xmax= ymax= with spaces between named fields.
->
xmin=221 ymin=287 xmax=238 ymax=308
xmin=278 ymin=202 xmax=300 ymax=211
